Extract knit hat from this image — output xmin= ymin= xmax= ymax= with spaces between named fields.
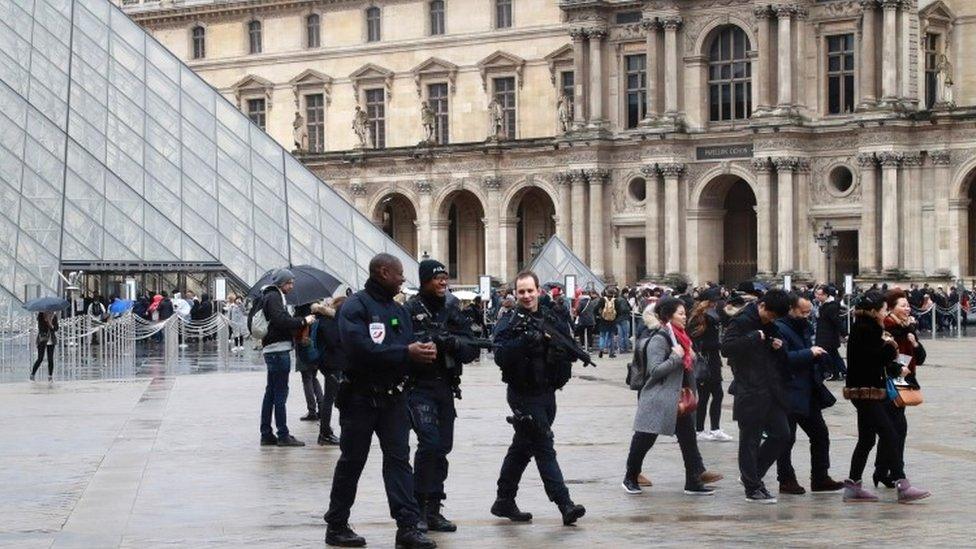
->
xmin=419 ymin=259 xmax=448 ymax=284
xmin=272 ymin=268 xmax=295 ymax=287
xmin=700 ymin=286 xmax=723 ymax=302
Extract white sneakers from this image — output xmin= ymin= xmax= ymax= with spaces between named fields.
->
xmin=697 ymin=429 xmax=734 ymax=442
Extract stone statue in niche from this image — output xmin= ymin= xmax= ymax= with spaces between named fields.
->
xmin=352 ymin=105 xmax=370 ymax=148
xmin=420 ymin=101 xmax=435 ymax=143
xmin=557 ymin=94 xmax=573 ymax=134
xmin=292 ymin=111 xmax=308 ymax=152
xmin=937 ymin=43 xmax=954 ymax=107
xmin=487 ymin=98 xmax=504 ymax=140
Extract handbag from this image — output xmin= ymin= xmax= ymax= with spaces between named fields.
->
xmin=884 ymin=377 xmax=899 ymax=401
xmin=677 ymin=386 xmax=698 ymax=417
xmin=894 ymin=386 xmax=923 ymax=407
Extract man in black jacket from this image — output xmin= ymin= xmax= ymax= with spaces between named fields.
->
xmin=260 ymin=269 xmax=315 ymax=447
xmin=405 ymin=259 xmax=481 ymax=533
xmin=324 ymin=254 xmax=438 ymax=549
xmin=312 ymin=296 xmax=347 ymax=446
xmin=490 ymin=270 xmax=586 ymax=527
xmin=814 ymin=285 xmax=848 ymax=381
xmin=721 ymin=289 xmax=791 ymax=504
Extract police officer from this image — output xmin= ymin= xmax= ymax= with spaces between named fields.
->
xmin=490 ymin=270 xmax=586 ymax=526
xmin=405 ymin=259 xmax=481 ymax=533
xmin=324 ymin=253 xmax=438 ymax=549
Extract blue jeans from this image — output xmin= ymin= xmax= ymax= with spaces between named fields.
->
xmin=497 ymin=387 xmax=571 ymax=505
xmin=407 ymin=381 xmax=456 ymax=502
xmin=616 ymin=318 xmax=632 ymax=352
xmin=599 ymin=326 xmax=616 ymax=354
xmin=260 ymin=351 xmax=291 ymax=438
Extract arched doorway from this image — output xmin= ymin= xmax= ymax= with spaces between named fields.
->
xmin=372 ymin=193 xmax=417 ymax=258
xmin=695 ymin=175 xmax=757 ymax=285
xmin=438 ymin=190 xmax=485 ymax=284
xmin=510 ymin=187 xmax=556 ymax=271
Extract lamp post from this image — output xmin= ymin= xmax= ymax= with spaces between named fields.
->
xmin=814 ymin=222 xmax=840 ymax=285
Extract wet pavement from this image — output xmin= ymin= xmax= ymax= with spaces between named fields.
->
xmin=1 ymin=339 xmax=974 ymax=548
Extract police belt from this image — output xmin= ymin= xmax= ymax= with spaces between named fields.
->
xmin=344 ymin=376 xmax=405 ymax=397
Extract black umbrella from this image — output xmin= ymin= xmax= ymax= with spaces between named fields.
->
xmin=23 ymin=296 xmax=70 ymax=312
xmin=248 ymin=265 xmax=342 ymax=306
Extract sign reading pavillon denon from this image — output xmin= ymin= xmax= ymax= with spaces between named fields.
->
xmin=695 ymin=143 xmax=755 ymax=161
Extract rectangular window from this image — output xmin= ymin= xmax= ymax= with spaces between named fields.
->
xmin=246 ymin=98 xmax=266 ymax=130
xmin=305 ymin=94 xmax=325 ymax=152
xmin=429 ymin=0 xmax=445 ymax=36
xmin=366 ymin=8 xmax=381 ymax=42
xmin=615 ymin=11 xmax=642 ymax=24
xmin=495 ymin=0 xmax=512 ymax=29
xmin=625 ymin=54 xmax=647 ymax=128
xmin=307 ymin=15 xmax=321 ymax=49
xmin=560 ymin=71 xmax=574 ymax=105
xmin=248 ymin=21 xmax=262 ymax=54
xmin=428 ymin=83 xmax=449 ymax=145
xmin=826 ymin=33 xmax=854 ymax=115
xmin=924 ymin=33 xmax=939 ymax=109
xmin=365 ymin=88 xmax=385 ymax=148
xmin=493 ymin=77 xmax=516 ymax=139
xmin=191 ymin=27 xmax=205 ymax=60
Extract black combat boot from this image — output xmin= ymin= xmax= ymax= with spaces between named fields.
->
xmin=490 ymin=498 xmax=532 ymax=522
xmin=558 ymin=501 xmax=586 ymax=526
xmin=324 ymin=523 xmax=366 ymax=547
xmin=394 ymin=526 xmax=437 ymax=549
xmin=426 ymin=499 xmax=457 ymax=532
xmin=416 ymin=494 xmax=429 ymax=532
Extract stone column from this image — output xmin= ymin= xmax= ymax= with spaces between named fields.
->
xmin=640 ymin=164 xmax=660 ymax=276
xmin=641 ymin=19 xmax=659 ymax=122
xmin=795 ymin=159 xmax=811 ymax=273
xmin=415 ymin=180 xmax=433 ymax=259
xmin=773 ymin=157 xmax=798 ymax=273
xmin=930 ymin=150 xmax=952 ymax=272
xmin=430 ymin=219 xmax=450 ymax=264
xmin=880 ymin=0 xmax=899 ymax=106
xmin=661 ymin=16 xmax=682 ymax=117
xmin=857 ymin=153 xmax=879 ymax=274
xmin=949 ymin=199 xmax=969 ymax=277
xmin=857 ymin=0 xmax=878 ymax=109
xmin=570 ymin=170 xmax=588 ymax=261
xmin=499 ymin=217 xmax=518 ymax=281
xmin=586 ymin=169 xmax=608 ymax=276
xmin=482 ymin=175 xmax=503 ymax=278
xmin=752 ymin=157 xmax=774 ymax=275
xmin=902 ymin=153 xmax=923 ymax=274
xmin=659 ymin=162 xmax=685 ymax=273
xmin=877 ymin=151 xmax=902 ymax=272
xmin=587 ymin=28 xmax=607 ymax=127
xmin=775 ymin=5 xmax=795 ymax=109
xmin=753 ymin=6 xmax=773 ymax=113
xmin=570 ymin=27 xmax=588 ymax=127
xmin=555 ymin=172 xmax=573 ymax=246
xmin=350 ymin=181 xmax=368 ymax=213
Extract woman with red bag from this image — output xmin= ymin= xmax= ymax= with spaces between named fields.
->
xmin=622 ymin=297 xmax=723 ymax=496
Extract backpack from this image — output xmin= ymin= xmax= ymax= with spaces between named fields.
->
xmin=248 ymin=295 xmax=269 ymax=341
xmin=90 ymin=301 xmax=104 ymax=318
xmin=295 ymin=318 xmax=322 ymax=365
xmin=600 ymin=298 xmax=617 ymax=322
xmin=625 ymin=329 xmax=668 ymax=390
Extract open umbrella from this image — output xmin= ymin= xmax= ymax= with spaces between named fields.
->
xmin=23 ymin=296 xmax=69 ymax=312
xmin=450 ymin=290 xmax=479 ymax=301
xmin=248 ymin=265 xmax=342 ymax=306
xmin=109 ymin=298 xmax=134 ymax=316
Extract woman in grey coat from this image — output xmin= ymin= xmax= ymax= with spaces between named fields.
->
xmin=623 ymin=297 xmax=720 ymax=495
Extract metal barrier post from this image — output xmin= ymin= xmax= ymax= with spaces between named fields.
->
xmin=957 ymin=303 xmax=962 ymax=340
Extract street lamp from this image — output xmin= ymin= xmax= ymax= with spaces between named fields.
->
xmin=814 ymin=222 xmax=840 ymax=284
xmin=421 ymin=250 xmax=430 ymax=260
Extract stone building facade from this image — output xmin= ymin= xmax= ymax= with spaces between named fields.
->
xmin=122 ymin=0 xmax=976 ymax=286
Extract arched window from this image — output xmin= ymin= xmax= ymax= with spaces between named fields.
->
xmin=429 ymin=0 xmax=445 ymax=36
xmin=306 ymin=14 xmax=321 ymax=48
xmin=366 ymin=7 xmax=381 ymax=42
xmin=708 ymin=26 xmax=751 ymax=122
xmin=191 ymin=25 xmax=205 ymax=59
xmin=248 ymin=20 xmax=262 ymax=54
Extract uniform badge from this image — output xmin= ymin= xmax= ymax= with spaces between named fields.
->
xmin=369 ymin=322 xmax=386 ymax=343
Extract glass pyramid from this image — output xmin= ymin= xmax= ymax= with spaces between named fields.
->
xmin=527 ymin=235 xmax=605 ymax=294
xmin=0 ymin=0 xmax=417 ymax=311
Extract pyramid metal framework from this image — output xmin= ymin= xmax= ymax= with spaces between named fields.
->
xmin=526 ymin=235 xmax=605 ymax=293
xmin=0 ymin=0 xmax=417 ymax=310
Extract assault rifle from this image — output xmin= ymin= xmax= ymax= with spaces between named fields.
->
xmin=509 ymin=310 xmax=597 ymax=368
xmin=415 ymin=319 xmax=494 ymax=371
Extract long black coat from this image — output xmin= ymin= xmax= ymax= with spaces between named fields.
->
xmin=720 ymin=303 xmax=788 ymax=422
xmin=815 ymin=299 xmax=847 ymax=349
xmin=775 ymin=316 xmax=833 ymax=416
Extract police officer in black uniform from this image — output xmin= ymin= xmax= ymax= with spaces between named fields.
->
xmin=405 ymin=259 xmax=481 ymax=533
xmin=324 ymin=253 xmax=438 ymax=549
xmin=490 ymin=270 xmax=586 ymax=526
